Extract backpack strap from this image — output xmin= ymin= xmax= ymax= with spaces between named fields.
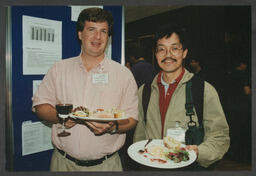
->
xmin=185 ymin=80 xmax=195 ymax=116
xmin=142 ymin=82 xmax=152 ymax=124
xmin=185 ymin=75 xmax=205 ymax=126
xmin=191 ymin=75 xmax=204 ymax=126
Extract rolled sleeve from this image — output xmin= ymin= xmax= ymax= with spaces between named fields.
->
xmin=119 ymin=71 xmax=139 ymax=121
xmin=32 ymin=63 xmax=58 ymax=111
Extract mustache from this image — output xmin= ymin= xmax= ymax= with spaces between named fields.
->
xmin=161 ymin=57 xmax=177 ymax=63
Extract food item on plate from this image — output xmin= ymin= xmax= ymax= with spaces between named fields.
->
xmin=114 ymin=110 xmax=125 ymax=118
xmin=72 ymin=110 xmax=89 ymax=117
xmin=139 ymin=138 xmax=190 ymax=164
xmin=96 ymin=108 xmax=104 ymax=112
xmin=92 ymin=108 xmax=125 ymax=118
xmin=72 ymin=106 xmax=125 ymax=119
xmin=145 ymin=145 xmax=168 ymax=160
xmin=94 ymin=111 xmax=114 ymax=118
xmin=109 ymin=107 xmax=125 ymax=118
xmin=166 ymin=148 xmax=190 ymax=163
xmin=71 ymin=106 xmax=89 ymax=117
xmin=163 ymin=136 xmax=182 ymax=149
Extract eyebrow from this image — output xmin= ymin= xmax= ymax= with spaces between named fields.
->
xmin=86 ymin=26 xmax=108 ymax=30
xmin=86 ymin=26 xmax=96 ymax=30
xmin=157 ymin=43 xmax=180 ymax=47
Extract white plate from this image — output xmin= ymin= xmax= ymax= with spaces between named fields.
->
xmin=69 ymin=114 xmax=129 ymax=121
xmin=128 ymin=139 xmax=197 ymax=169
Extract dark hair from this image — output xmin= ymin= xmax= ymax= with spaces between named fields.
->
xmin=76 ymin=7 xmax=114 ymax=45
xmin=188 ymin=56 xmax=202 ymax=64
xmin=154 ymin=25 xmax=187 ymax=50
xmin=233 ymin=57 xmax=248 ymax=67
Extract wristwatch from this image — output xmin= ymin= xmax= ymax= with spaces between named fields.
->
xmin=110 ymin=121 xmax=119 ymax=134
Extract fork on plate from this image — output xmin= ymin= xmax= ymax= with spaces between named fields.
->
xmin=138 ymin=138 xmax=153 ymax=153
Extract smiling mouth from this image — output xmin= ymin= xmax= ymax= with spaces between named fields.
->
xmin=91 ymin=42 xmax=101 ymax=48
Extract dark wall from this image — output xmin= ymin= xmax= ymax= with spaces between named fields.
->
xmin=125 ymin=6 xmax=251 ymax=98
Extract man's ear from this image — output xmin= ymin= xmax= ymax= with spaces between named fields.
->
xmin=182 ymin=49 xmax=188 ymax=59
xmin=78 ymin=31 xmax=82 ymax=40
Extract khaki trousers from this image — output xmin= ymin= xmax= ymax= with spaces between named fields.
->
xmin=50 ymin=148 xmax=123 ymax=172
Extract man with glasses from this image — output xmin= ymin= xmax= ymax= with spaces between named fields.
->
xmin=133 ymin=26 xmax=229 ymax=170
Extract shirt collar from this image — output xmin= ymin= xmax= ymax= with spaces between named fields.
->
xmin=78 ymin=54 xmax=107 ymax=72
xmin=157 ymin=68 xmax=185 ymax=85
xmin=161 ymin=74 xmax=172 ymax=86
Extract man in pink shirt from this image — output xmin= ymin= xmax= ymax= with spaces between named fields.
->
xmin=32 ymin=7 xmax=138 ymax=171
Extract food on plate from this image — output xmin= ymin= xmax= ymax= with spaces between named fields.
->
xmin=139 ymin=138 xmax=190 ymax=164
xmin=92 ymin=107 xmax=125 ymax=118
xmin=71 ymin=107 xmax=89 ymax=117
xmin=166 ymin=147 xmax=190 ymax=163
xmin=96 ymin=108 xmax=104 ymax=112
xmin=93 ymin=111 xmax=114 ymax=118
xmin=163 ymin=136 xmax=182 ymax=149
xmin=114 ymin=110 xmax=125 ymax=118
xmin=145 ymin=145 xmax=169 ymax=160
xmin=71 ymin=106 xmax=89 ymax=117
xmin=72 ymin=106 xmax=125 ymax=119
xmin=72 ymin=110 xmax=89 ymax=117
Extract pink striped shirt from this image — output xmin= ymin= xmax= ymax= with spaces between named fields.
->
xmin=32 ymin=55 xmax=138 ymax=160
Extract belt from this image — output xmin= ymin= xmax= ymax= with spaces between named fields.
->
xmin=57 ymin=148 xmax=116 ymax=166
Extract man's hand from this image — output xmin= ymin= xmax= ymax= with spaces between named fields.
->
xmin=186 ymin=145 xmax=199 ymax=156
xmin=64 ymin=118 xmax=77 ymax=129
xmin=85 ymin=121 xmax=114 ymax=135
xmin=72 ymin=117 xmax=137 ymax=135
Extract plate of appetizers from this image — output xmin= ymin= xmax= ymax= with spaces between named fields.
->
xmin=127 ymin=137 xmax=197 ymax=169
xmin=69 ymin=107 xmax=128 ymax=121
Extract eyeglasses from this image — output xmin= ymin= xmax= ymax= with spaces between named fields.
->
xmin=156 ymin=46 xmax=183 ymax=56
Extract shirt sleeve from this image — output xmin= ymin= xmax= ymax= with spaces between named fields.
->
xmin=119 ymin=70 xmax=139 ymax=121
xmin=32 ymin=63 xmax=58 ymax=111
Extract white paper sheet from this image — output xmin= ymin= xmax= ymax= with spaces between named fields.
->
xmin=22 ymin=15 xmax=62 ymax=75
xmin=22 ymin=121 xmax=53 ymax=156
xmin=32 ymin=80 xmax=42 ymax=95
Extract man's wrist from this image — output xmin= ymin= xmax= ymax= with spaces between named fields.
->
xmin=110 ymin=121 xmax=119 ymax=134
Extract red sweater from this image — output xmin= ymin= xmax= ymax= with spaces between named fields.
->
xmin=157 ymin=68 xmax=185 ymax=137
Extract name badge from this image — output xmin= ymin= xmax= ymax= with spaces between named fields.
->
xmin=92 ymin=73 xmax=109 ymax=85
xmin=167 ymin=127 xmax=186 ymax=143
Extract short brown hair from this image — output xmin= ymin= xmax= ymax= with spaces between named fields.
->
xmin=76 ymin=7 xmax=114 ymax=45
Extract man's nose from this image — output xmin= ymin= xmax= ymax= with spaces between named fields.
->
xmin=95 ymin=31 xmax=101 ymax=39
xmin=166 ymin=48 xmax=174 ymax=57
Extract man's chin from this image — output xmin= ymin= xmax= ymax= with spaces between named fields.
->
xmin=161 ymin=66 xmax=182 ymax=74
xmin=161 ymin=68 xmax=176 ymax=73
xmin=88 ymin=51 xmax=105 ymax=57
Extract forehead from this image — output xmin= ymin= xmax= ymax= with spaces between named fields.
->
xmin=84 ymin=21 xmax=109 ymax=29
xmin=157 ymin=33 xmax=181 ymax=46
